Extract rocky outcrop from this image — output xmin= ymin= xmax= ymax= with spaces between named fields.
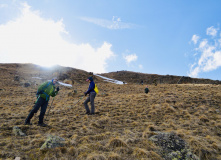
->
xmin=149 ymin=132 xmax=199 ymax=160
xmin=13 ymin=126 xmax=26 ymax=136
xmin=40 ymin=135 xmax=65 ymax=150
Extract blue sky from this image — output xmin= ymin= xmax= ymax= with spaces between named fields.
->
xmin=0 ymin=0 xmax=221 ymax=80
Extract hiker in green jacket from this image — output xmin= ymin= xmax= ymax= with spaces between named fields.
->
xmin=25 ymin=78 xmax=59 ymax=127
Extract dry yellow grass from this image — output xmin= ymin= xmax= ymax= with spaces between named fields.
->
xmin=0 ymin=64 xmax=220 ymax=159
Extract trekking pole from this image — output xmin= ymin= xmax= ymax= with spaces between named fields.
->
xmin=71 ymin=95 xmax=85 ymax=109
xmin=45 ymin=97 xmax=54 ymax=122
xmin=64 ymin=95 xmax=85 ymax=124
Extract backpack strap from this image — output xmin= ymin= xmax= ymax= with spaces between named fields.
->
xmin=42 ymin=82 xmax=51 ymax=101
xmin=42 ymin=82 xmax=51 ymax=91
xmin=36 ymin=82 xmax=51 ymax=101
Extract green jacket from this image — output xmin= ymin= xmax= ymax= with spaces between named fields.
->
xmin=37 ymin=81 xmax=58 ymax=101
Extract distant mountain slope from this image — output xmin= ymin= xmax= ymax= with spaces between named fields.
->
xmin=0 ymin=63 xmax=104 ymax=87
xmin=0 ymin=64 xmax=220 ymax=87
xmin=99 ymin=71 xmax=221 ymax=84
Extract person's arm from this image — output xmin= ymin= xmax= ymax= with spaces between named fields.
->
xmin=51 ymin=86 xmax=59 ymax=97
xmin=85 ymin=82 xmax=95 ymax=94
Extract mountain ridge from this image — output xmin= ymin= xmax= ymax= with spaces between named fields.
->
xmin=100 ymin=70 xmax=221 ymax=84
xmin=1 ymin=63 xmax=220 ymax=85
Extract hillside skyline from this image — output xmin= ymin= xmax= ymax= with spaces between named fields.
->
xmin=0 ymin=0 xmax=221 ymax=80
xmin=1 ymin=63 xmax=220 ymax=85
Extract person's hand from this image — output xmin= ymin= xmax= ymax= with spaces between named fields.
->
xmin=84 ymin=92 xmax=87 ymax=96
xmin=56 ymin=86 xmax=60 ymax=92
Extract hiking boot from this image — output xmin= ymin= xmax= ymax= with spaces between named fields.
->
xmin=86 ymin=112 xmax=90 ymax=115
xmin=37 ymin=123 xmax=48 ymax=127
xmin=24 ymin=122 xmax=32 ymax=125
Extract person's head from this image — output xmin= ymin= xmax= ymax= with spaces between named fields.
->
xmin=52 ymin=78 xmax=58 ymax=85
xmin=86 ymin=77 xmax=93 ymax=82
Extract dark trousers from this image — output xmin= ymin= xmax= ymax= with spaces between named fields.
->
xmin=25 ymin=97 xmax=48 ymax=124
xmin=84 ymin=92 xmax=96 ymax=114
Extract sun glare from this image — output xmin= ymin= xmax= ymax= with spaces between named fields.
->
xmin=35 ymin=61 xmax=58 ymax=68
xmin=0 ymin=2 xmax=115 ymax=73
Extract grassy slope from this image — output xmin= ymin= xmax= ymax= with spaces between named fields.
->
xmin=0 ymin=64 xmax=220 ymax=160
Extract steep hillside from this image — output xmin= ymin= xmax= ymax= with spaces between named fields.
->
xmin=0 ymin=63 xmax=106 ymax=87
xmin=99 ymin=71 xmax=221 ymax=85
xmin=0 ymin=64 xmax=221 ymax=160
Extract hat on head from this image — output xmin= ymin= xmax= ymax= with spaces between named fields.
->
xmin=52 ymin=77 xmax=58 ymax=83
xmin=86 ymin=77 xmax=93 ymax=81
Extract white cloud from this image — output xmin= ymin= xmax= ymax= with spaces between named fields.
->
xmin=0 ymin=3 xmax=115 ymax=73
xmin=188 ymin=62 xmax=198 ymax=77
xmin=123 ymin=54 xmax=138 ymax=64
xmin=80 ymin=16 xmax=134 ymax=30
xmin=206 ymin=26 xmax=218 ymax=37
xmin=188 ymin=29 xmax=221 ymax=77
xmin=0 ymin=4 xmax=8 ymax=8
xmin=138 ymin=64 xmax=143 ymax=69
xmin=218 ymin=32 xmax=221 ymax=46
xmin=198 ymin=45 xmax=215 ymax=66
xmin=191 ymin=34 xmax=200 ymax=44
xmin=198 ymin=39 xmax=208 ymax=49
xmin=219 ymin=38 xmax=221 ymax=46
xmin=201 ymin=51 xmax=221 ymax=71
